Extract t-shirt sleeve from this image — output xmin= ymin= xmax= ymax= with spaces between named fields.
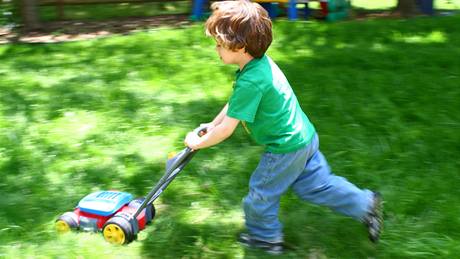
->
xmin=227 ymin=81 xmax=263 ymax=123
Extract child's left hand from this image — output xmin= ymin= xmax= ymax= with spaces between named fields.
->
xmin=184 ymin=131 xmax=202 ymax=150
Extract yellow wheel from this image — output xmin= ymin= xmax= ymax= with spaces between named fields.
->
xmin=56 ymin=212 xmax=78 ymax=233
xmin=102 ymin=216 xmax=135 ymax=245
xmin=55 ymin=220 xmax=71 ymax=233
xmin=103 ymin=224 xmax=126 ymax=245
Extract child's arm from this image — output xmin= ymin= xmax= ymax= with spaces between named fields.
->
xmin=185 ymin=114 xmax=239 ymax=150
xmin=212 ymin=103 xmax=229 ymax=125
xmin=201 ymin=103 xmax=229 ymax=131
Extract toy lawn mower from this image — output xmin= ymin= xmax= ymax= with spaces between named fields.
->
xmin=55 ymin=127 xmax=206 ymax=245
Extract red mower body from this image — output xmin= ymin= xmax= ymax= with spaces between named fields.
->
xmin=70 ymin=191 xmax=153 ymax=232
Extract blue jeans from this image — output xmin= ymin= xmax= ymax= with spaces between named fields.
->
xmin=243 ymin=134 xmax=373 ymax=242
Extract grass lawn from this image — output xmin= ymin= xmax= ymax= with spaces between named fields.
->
xmin=1 ymin=14 xmax=460 ymax=258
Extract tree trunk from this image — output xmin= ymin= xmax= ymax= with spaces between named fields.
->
xmin=21 ymin=0 xmax=42 ymax=31
xmin=57 ymin=0 xmax=65 ymax=20
xmin=395 ymin=0 xmax=418 ymax=17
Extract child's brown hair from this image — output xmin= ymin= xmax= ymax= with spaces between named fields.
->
xmin=205 ymin=0 xmax=272 ymax=58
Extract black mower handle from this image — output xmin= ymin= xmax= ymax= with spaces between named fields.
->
xmin=131 ymin=126 xmax=207 ymax=220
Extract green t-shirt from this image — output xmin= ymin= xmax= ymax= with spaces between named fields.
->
xmin=227 ymin=55 xmax=316 ymax=154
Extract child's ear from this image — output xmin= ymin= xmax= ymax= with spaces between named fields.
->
xmin=237 ymin=47 xmax=247 ymax=54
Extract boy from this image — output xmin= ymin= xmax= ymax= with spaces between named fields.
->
xmin=184 ymin=0 xmax=383 ymax=254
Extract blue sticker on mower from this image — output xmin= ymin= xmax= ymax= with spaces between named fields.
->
xmin=78 ymin=191 xmax=133 ymax=216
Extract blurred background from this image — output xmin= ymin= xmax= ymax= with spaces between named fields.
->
xmin=1 ymin=0 xmax=460 ymax=40
xmin=1 ymin=0 xmax=460 ymax=258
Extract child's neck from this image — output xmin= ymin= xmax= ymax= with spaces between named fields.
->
xmin=238 ymin=54 xmax=255 ymax=71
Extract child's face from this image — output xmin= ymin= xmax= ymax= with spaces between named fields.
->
xmin=215 ymin=41 xmax=246 ymax=65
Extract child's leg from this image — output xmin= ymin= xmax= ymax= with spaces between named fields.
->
xmin=243 ymin=147 xmax=312 ymax=242
xmin=292 ymin=137 xmax=373 ymax=221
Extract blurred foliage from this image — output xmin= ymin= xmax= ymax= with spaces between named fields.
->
xmin=39 ymin=1 xmax=191 ymax=22
xmin=36 ymin=0 xmax=460 ymax=22
xmin=352 ymin=0 xmax=460 ymax=10
xmin=0 ymin=0 xmax=16 ymax=26
xmin=1 ymin=14 xmax=460 ymax=258
xmin=4 ymin=0 xmax=459 ymax=28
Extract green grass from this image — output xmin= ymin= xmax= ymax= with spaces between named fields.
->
xmin=1 ymin=15 xmax=460 ymax=258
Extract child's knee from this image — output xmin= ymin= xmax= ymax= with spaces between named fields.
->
xmin=243 ymin=190 xmax=267 ymax=220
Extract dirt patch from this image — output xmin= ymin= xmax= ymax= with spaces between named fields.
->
xmin=0 ymin=14 xmax=192 ymax=44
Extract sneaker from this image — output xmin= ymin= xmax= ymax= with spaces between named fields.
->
xmin=238 ymin=233 xmax=284 ymax=255
xmin=364 ymin=192 xmax=384 ymax=243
